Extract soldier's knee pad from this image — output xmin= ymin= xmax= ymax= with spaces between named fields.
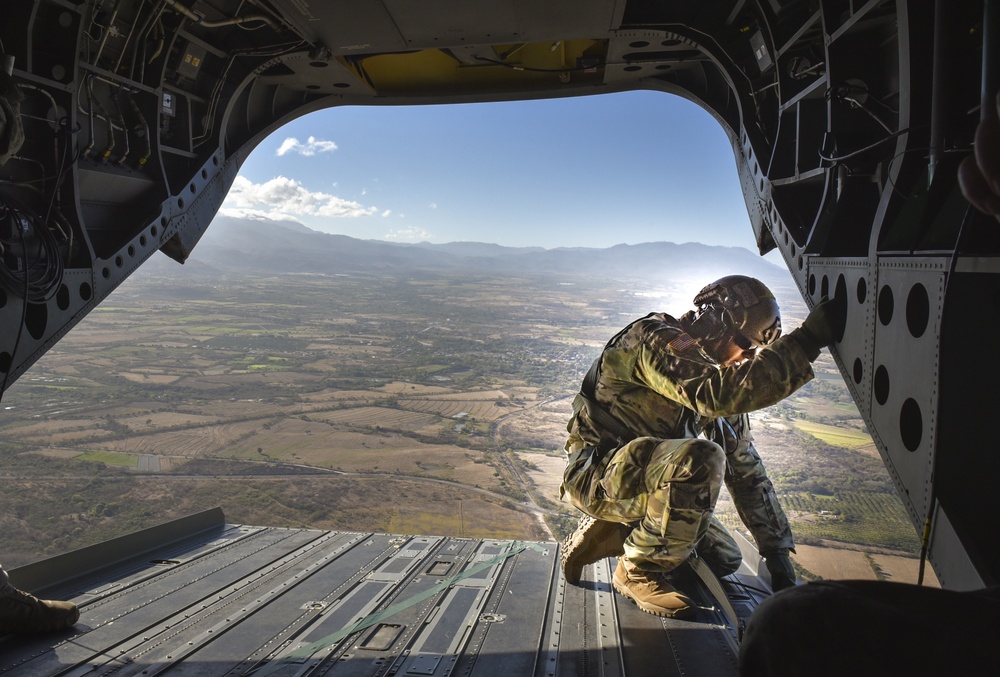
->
xmin=664 ymin=438 xmax=725 ymax=479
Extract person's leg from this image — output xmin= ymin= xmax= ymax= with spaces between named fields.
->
xmin=615 ymin=437 xmax=725 ymax=573
xmin=560 ymin=441 xmax=642 ymax=584
xmin=561 ymin=436 xmax=727 ymax=568
xmin=560 ymin=436 xmax=726 ymax=615
xmin=598 ymin=437 xmax=725 ymax=617
xmin=0 ymin=562 xmax=79 ymax=634
xmin=695 ymin=516 xmax=743 ymax=577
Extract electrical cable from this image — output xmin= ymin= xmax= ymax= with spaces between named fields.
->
xmin=0 ymin=197 xmax=63 ymax=303
xmin=840 ymin=93 xmax=894 ymax=134
xmin=817 ymin=127 xmax=913 ymax=163
xmin=0 ymin=207 xmax=29 ymax=403
xmin=192 ymin=39 xmax=307 ymax=147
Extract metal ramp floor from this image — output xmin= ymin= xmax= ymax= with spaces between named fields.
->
xmin=4 ymin=509 xmax=768 ymax=676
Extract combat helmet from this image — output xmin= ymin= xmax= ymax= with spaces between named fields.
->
xmin=692 ymin=275 xmax=781 ymax=348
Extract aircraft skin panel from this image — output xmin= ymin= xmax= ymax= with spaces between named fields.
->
xmin=928 ymin=505 xmax=986 ymax=591
xmin=868 ymin=261 xmax=944 ymax=531
xmin=3 ymin=515 xmax=766 ymax=676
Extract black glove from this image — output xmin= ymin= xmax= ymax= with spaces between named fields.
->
xmin=762 ymin=548 xmax=797 ymax=591
xmin=792 ymin=298 xmax=838 ymax=360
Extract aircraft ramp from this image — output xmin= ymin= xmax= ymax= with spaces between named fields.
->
xmin=4 ymin=509 xmax=768 ymax=676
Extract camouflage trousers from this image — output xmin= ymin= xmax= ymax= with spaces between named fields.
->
xmin=560 ymin=437 xmax=741 ymax=575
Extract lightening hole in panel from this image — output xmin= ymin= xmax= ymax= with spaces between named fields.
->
xmin=833 ymin=274 xmax=848 ymax=343
xmin=25 ymin=302 xmax=47 ymax=339
xmin=906 ymin=283 xmax=929 ymax=338
xmin=900 ymin=398 xmax=922 ymax=451
xmin=56 ymin=284 xmax=69 ymax=310
xmin=878 ymin=285 xmax=894 ymax=325
xmin=853 ymin=358 xmax=863 ymax=383
xmin=874 ymin=365 xmax=890 ymax=405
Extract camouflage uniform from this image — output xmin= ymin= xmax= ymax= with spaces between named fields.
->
xmin=560 ymin=311 xmax=813 ymax=574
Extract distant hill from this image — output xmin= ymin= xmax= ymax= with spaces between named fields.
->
xmin=143 ymin=214 xmax=786 ymax=286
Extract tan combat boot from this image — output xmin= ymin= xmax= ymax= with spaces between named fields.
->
xmin=561 ymin=515 xmax=631 ymax=585
xmin=612 ymin=557 xmax=695 ymax=618
xmin=0 ymin=584 xmax=79 ymax=634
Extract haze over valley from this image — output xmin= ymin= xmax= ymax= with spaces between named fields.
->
xmin=0 ymin=216 xmax=932 ymax=585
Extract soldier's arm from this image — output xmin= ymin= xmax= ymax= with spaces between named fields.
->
xmin=638 ymin=333 xmax=816 ymax=418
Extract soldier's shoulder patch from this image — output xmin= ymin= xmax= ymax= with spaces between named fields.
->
xmin=668 ymin=332 xmax=699 ymax=352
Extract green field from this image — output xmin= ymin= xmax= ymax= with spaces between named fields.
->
xmin=783 ymin=491 xmax=919 ymax=551
xmin=792 ymin=420 xmax=872 ymax=448
xmin=77 ymin=451 xmax=140 ymax=468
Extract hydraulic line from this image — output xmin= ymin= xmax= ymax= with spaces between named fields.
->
xmin=92 ymin=0 xmax=126 ymax=67
xmin=113 ymin=0 xmax=148 ymax=74
xmin=127 ymin=94 xmax=151 ymax=166
xmin=161 ymin=0 xmax=277 ymax=29
xmin=83 ymin=76 xmax=96 ymax=157
xmin=98 ymin=95 xmax=115 ymax=161
xmin=130 ymin=4 xmax=167 ymax=82
xmin=112 ymin=90 xmax=130 ymax=165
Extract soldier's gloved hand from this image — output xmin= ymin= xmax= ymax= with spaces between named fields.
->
xmin=958 ymin=91 xmax=1000 ymax=222
xmin=761 ymin=548 xmax=797 ymax=591
xmin=792 ymin=298 xmax=838 ymax=360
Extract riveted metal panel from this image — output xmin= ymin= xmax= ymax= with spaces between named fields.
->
xmin=805 ymin=258 xmax=877 ymax=420
xmin=868 ymin=259 xmax=946 ymax=531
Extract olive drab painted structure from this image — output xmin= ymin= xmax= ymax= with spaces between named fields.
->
xmin=0 ymin=0 xmax=996 ymax=595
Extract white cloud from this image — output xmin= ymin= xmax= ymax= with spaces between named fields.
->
xmin=384 ymin=226 xmax=432 ymax=242
xmin=275 ymin=136 xmax=338 ymax=156
xmin=381 ymin=209 xmax=392 ymax=217
xmin=223 ymin=175 xmax=378 ymax=218
xmin=428 ymin=202 xmax=438 ymax=209
xmin=218 ymin=207 xmax=303 ymax=223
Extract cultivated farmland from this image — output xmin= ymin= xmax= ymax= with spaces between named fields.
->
xmin=0 ymin=266 xmax=926 ymax=584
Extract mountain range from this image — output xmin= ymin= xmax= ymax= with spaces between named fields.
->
xmin=142 ymin=214 xmax=786 ymax=286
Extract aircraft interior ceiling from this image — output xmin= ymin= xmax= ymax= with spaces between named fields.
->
xmin=0 ymin=0 xmax=997 ymax=616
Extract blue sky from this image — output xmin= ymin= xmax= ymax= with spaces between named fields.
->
xmin=224 ymin=89 xmax=762 ymax=255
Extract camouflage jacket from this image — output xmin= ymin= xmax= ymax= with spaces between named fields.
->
xmin=565 ymin=311 xmax=814 ymax=551
xmin=566 ymin=312 xmax=814 ymax=449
